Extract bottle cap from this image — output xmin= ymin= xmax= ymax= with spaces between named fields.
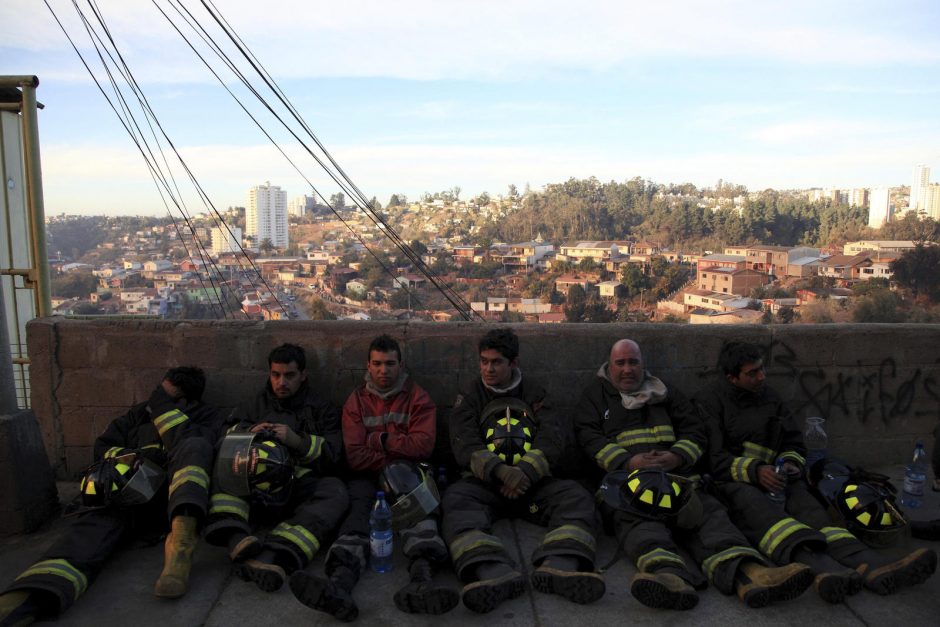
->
xmin=376 ymin=490 xmax=385 ymax=499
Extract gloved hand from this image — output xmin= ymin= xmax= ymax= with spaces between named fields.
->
xmin=147 ymin=384 xmax=179 ymax=417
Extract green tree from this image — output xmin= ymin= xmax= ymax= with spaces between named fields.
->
xmin=853 ymin=290 xmax=905 ymax=322
xmin=891 ymin=245 xmax=940 ymax=302
xmin=564 ymin=284 xmax=587 ymax=322
xmin=52 ymin=271 xmax=98 ymax=298
xmin=307 ymin=298 xmax=337 ymax=320
xmin=620 ymin=264 xmax=650 ymax=297
xmin=329 ymin=192 xmax=346 ymax=210
xmin=259 ymin=238 xmax=275 ymax=255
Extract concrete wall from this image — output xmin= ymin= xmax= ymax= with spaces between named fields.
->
xmin=26 ymin=319 xmax=940 ymax=479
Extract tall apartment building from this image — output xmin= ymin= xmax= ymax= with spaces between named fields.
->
xmin=848 ymin=188 xmax=869 ymax=208
xmin=211 ymin=226 xmax=242 ymax=255
xmin=911 ymin=164 xmax=930 ymax=211
xmin=924 ymin=183 xmax=940 ymax=221
xmin=288 ymin=195 xmax=315 ymax=218
xmin=868 ymin=187 xmax=891 ymax=228
xmin=247 ymin=182 xmax=288 ymax=249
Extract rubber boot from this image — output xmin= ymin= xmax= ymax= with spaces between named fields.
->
xmin=393 ymin=558 xmax=459 ymax=615
xmin=531 ymin=555 xmax=606 ymax=605
xmin=228 ymin=533 xmax=262 ymax=563
xmin=289 ymin=564 xmax=360 ymax=622
xmin=0 ymin=591 xmax=38 ymax=627
xmin=629 ymin=572 xmax=698 ymax=611
xmin=234 ymin=549 xmax=287 ymax=592
xmin=792 ymin=546 xmax=859 ymax=603
xmin=734 ymin=562 xmax=814 ymax=608
xmin=461 ymin=561 xmax=526 ymax=614
xmin=155 ymin=515 xmax=199 ymax=599
xmin=862 ymin=547 xmax=937 ymax=595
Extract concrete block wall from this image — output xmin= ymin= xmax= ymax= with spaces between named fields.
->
xmin=26 ymin=319 xmax=940 ymax=479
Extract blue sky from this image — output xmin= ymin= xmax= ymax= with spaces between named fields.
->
xmin=2 ymin=0 xmax=940 ymax=215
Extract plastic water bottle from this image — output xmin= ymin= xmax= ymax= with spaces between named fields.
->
xmin=436 ymin=466 xmax=449 ymax=493
xmin=767 ymin=457 xmax=787 ymax=504
xmin=803 ymin=417 xmax=828 ymax=470
xmin=901 ymin=442 xmax=928 ymax=509
xmin=369 ymin=491 xmax=394 ymax=573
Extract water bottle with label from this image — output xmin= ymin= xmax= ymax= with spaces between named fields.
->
xmin=369 ymin=490 xmax=394 ymax=572
xmin=803 ymin=417 xmax=828 ymax=470
xmin=766 ymin=457 xmax=787 ymax=504
xmin=901 ymin=442 xmax=928 ymax=509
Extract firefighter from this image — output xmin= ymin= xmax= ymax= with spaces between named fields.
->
xmin=441 ymin=328 xmax=605 ymax=614
xmin=694 ymin=341 xmax=937 ymax=602
xmin=576 ymin=339 xmax=813 ymax=610
xmin=289 ymin=334 xmax=458 ymax=620
xmin=204 ymin=343 xmax=348 ymax=593
xmin=0 ymin=367 xmax=220 ymax=625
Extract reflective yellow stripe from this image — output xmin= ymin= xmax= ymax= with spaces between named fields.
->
xmin=542 ymin=523 xmax=596 ymax=552
xmin=731 ymin=456 xmax=757 ymax=482
xmin=299 ymin=435 xmax=324 ymax=463
xmin=671 ymin=439 xmax=703 ymax=462
xmin=637 ymin=548 xmax=685 ymax=573
xmin=520 ymin=449 xmax=550 ymax=478
xmin=104 ymin=446 xmax=125 ymax=459
xmin=449 ymin=530 xmax=504 ymax=562
xmin=153 ymin=409 xmax=188 ymax=436
xmin=209 ymin=493 xmax=250 ymax=520
xmin=742 ymin=441 xmax=776 ymax=464
xmin=294 ymin=466 xmax=312 ymax=478
xmin=169 ymin=465 xmax=209 ymax=496
xmin=470 ymin=449 xmax=500 ymax=479
xmin=596 ymin=443 xmax=628 ymax=471
xmin=616 ymin=425 xmax=676 ymax=447
xmin=701 ymin=546 xmax=764 ymax=579
xmin=16 ymin=559 xmax=88 ymax=600
xmin=820 ymin=526 xmax=857 ymax=544
xmin=780 ymin=451 xmax=806 ymax=467
xmin=759 ymin=517 xmax=812 ymax=557
xmin=271 ymin=523 xmax=320 ymax=561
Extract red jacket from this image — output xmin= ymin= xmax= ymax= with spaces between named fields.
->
xmin=342 ymin=377 xmax=436 ymax=472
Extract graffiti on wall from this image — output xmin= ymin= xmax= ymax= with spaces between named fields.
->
xmin=768 ymin=339 xmax=940 ymax=424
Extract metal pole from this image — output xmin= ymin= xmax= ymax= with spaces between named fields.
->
xmin=19 ymin=76 xmax=51 ymax=318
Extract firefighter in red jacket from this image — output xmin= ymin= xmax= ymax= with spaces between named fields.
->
xmin=0 ymin=367 xmax=220 ymax=625
xmin=290 ymin=334 xmax=457 ymax=621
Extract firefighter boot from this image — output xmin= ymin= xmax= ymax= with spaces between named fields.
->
xmin=0 ymin=591 xmax=38 ymax=627
xmin=155 ymin=515 xmax=199 ymax=598
xmin=531 ymin=556 xmax=606 ymax=605
xmin=734 ymin=562 xmax=814 ymax=608
xmin=862 ymin=547 xmax=937 ymax=595
xmin=461 ymin=561 xmax=526 ymax=614
xmin=630 ymin=572 xmax=698 ymax=611
xmin=393 ymin=558 xmax=459 ymax=615
xmin=289 ymin=564 xmax=359 ymax=622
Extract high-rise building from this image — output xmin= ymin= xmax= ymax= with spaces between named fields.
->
xmin=911 ymin=164 xmax=930 ymax=211
xmin=868 ymin=187 xmax=891 ymax=228
xmin=247 ymin=182 xmax=288 ymax=249
xmin=288 ymin=195 xmax=316 ymax=218
xmin=849 ymin=188 xmax=869 ymax=208
xmin=211 ymin=226 xmax=242 ymax=255
xmin=924 ymin=183 xmax=940 ymax=221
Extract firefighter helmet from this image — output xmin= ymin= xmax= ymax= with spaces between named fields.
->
xmin=214 ymin=431 xmax=294 ymax=506
xmin=599 ymin=469 xmax=699 ymax=523
xmin=80 ymin=453 xmax=166 ymax=508
xmin=814 ymin=460 xmax=906 ymax=547
xmin=480 ymin=398 xmax=536 ymax=466
xmin=379 ymin=460 xmax=441 ymax=530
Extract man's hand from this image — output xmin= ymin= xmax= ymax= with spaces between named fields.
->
xmin=757 ymin=464 xmax=787 ymax=492
xmin=495 ymin=465 xmax=531 ymax=499
xmin=250 ymin=422 xmax=304 ymax=450
xmin=627 ymin=451 xmax=679 ymax=471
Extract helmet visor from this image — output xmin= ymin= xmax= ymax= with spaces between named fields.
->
xmin=214 ymin=432 xmax=256 ymax=497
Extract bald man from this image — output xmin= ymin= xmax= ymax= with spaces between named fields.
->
xmin=574 ymin=339 xmax=812 ymax=611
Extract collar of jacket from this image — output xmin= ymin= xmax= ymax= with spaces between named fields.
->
xmin=596 ymin=363 xmax=668 ymax=409
xmin=719 ymin=376 xmax=767 ymax=404
xmin=482 ymin=367 xmax=522 ymax=395
xmin=364 ymin=371 xmax=408 ymax=399
xmin=265 ymin=380 xmax=312 ymax=411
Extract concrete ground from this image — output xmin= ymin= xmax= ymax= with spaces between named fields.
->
xmin=2 ymin=467 xmax=939 ymax=627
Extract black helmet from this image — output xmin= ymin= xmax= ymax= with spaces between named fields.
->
xmin=80 ymin=453 xmax=165 ymax=508
xmin=379 ymin=460 xmax=441 ymax=530
xmin=814 ymin=460 xmax=906 ymax=547
xmin=480 ymin=398 xmax=536 ymax=466
xmin=214 ymin=431 xmax=294 ymax=506
xmin=599 ymin=469 xmax=698 ymax=523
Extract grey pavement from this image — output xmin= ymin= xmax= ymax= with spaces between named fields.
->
xmin=2 ymin=467 xmax=939 ymax=626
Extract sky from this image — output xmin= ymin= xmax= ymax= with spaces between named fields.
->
xmin=2 ymin=0 xmax=940 ymax=216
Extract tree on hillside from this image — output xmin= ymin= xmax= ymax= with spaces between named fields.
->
xmin=853 ymin=290 xmax=905 ymax=322
xmin=891 ymin=245 xmax=940 ymax=301
xmin=564 ymin=284 xmax=587 ymax=322
xmin=620 ymin=264 xmax=649 ymax=297
xmin=52 ymin=272 xmax=98 ymax=299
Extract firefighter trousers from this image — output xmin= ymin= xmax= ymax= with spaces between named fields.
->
xmin=614 ymin=489 xmax=767 ymax=594
xmin=441 ymin=476 xmax=598 ymax=582
xmin=717 ymin=480 xmax=873 ymax=567
xmin=205 ymin=475 xmax=348 ymax=571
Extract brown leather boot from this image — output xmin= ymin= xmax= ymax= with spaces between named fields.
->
xmin=630 ymin=572 xmax=698 ymax=610
xmin=154 ymin=515 xmax=199 ymax=598
xmin=735 ymin=562 xmax=814 ymax=608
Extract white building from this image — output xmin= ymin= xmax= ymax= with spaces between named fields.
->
xmin=911 ymin=164 xmax=930 ymax=211
xmin=211 ymin=226 xmax=242 ymax=256
xmin=247 ymin=182 xmax=288 ymax=249
xmin=868 ymin=187 xmax=891 ymax=228
xmin=924 ymin=183 xmax=940 ymax=221
xmin=288 ymin=195 xmax=315 ymax=218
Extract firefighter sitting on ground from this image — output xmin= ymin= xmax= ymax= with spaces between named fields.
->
xmin=204 ymin=343 xmax=348 ymax=593
xmin=289 ymin=334 xmax=458 ymax=620
xmin=0 ymin=367 xmax=221 ymax=625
